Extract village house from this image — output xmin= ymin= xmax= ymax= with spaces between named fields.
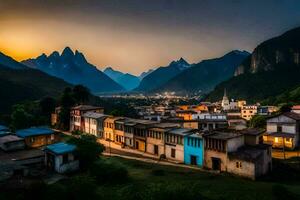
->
xmin=257 ymin=106 xmax=278 ymax=116
xmin=176 ymin=110 xmax=197 ymax=121
xmin=133 ymin=119 xmax=157 ymax=152
xmin=204 ymin=130 xmax=272 ymax=179
xmin=123 ymin=118 xmax=137 ymax=148
xmin=227 ymin=115 xmax=247 ymax=130
xmin=197 ymin=116 xmax=228 ymax=131
xmin=264 ymin=112 xmax=300 ymax=149
xmin=103 ymin=116 xmax=121 ymax=142
xmin=114 ymin=118 xmax=126 ymax=146
xmin=51 ymin=106 xmax=61 ymax=126
xmin=241 ymin=105 xmax=258 ymax=120
xmin=164 ymin=128 xmax=191 ymax=162
xmin=70 ymin=105 xmax=104 ymax=132
xmin=203 ymin=131 xmax=244 ymax=171
xmin=227 ymin=144 xmax=272 ymax=180
xmin=16 ymin=127 xmax=59 ymax=148
xmin=44 ymin=142 xmax=79 ymax=174
xmin=184 ymin=130 xmax=204 ymax=167
xmin=291 ymin=105 xmax=300 ymax=114
xmin=178 ymin=104 xmax=209 ymax=113
xmin=83 ymin=112 xmax=108 ymax=138
xmin=146 ymin=123 xmax=180 ymax=157
xmin=0 ymin=134 xmax=25 ymax=151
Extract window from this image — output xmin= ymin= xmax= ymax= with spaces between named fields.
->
xmin=236 ymin=161 xmax=242 ymax=169
xmin=277 ymin=126 xmax=282 ymax=132
xmin=274 ymin=137 xmax=279 ymax=143
xmin=171 ymin=149 xmax=176 ymax=158
xmin=30 ymin=137 xmax=35 ymax=143
xmin=285 ymin=138 xmax=292 ymax=143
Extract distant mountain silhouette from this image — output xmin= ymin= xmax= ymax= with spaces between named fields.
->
xmin=103 ymin=67 xmax=140 ymax=90
xmin=139 ymin=69 xmax=155 ymax=80
xmin=155 ymin=50 xmax=249 ymax=94
xmin=0 ymin=52 xmax=71 ymax=113
xmin=22 ymin=47 xmax=124 ymax=93
xmin=135 ymin=58 xmax=191 ymax=91
xmin=0 ymin=52 xmax=27 ymax=69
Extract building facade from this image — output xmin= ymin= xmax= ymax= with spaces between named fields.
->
xmin=184 ymin=132 xmax=203 ymax=167
xmin=70 ymin=105 xmax=104 ymax=132
xmin=264 ymin=112 xmax=300 ymax=149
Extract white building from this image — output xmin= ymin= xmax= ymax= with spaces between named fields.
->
xmin=45 ymin=142 xmax=79 ymax=174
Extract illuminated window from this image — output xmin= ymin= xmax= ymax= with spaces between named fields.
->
xmin=285 ymin=138 xmax=292 ymax=143
xmin=236 ymin=161 xmax=242 ymax=169
xmin=275 ymin=137 xmax=279 ymax=143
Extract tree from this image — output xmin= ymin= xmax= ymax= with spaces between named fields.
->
xmin=39 ymin=97 xmax=56 ymax=116
xmin=68 ymin=134 xmax=104 ymax=169
xmin=10 ymin=104 xmax=33 ymax=130
xmin=279 ymin=103 xmax=293 ymax=113
xmin=72 ymin=85 xmax=90 ymax=104
xmin=249 ymin=115 xmax=266 ymax=128
xmin=60 ymin=87 xmax=75 ymax=108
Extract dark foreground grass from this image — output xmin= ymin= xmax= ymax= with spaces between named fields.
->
xmin=94 ymin=157 xmax=300 ymax=200
xmin=1 ymin=156 xmax=300 ymax=200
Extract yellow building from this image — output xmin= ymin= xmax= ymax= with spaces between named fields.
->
xmin=241 ymin=105 xmax=258 ymax=121
xmin=176 ymin=110 xmax=197 ymax=121
xmin=237 ymin=100 xmax=247 ymax=108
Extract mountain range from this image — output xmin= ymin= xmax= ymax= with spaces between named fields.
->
xmin=154 ymin=50 xmax=250 ymax=94
xmin=0 ymin=52 xmax=71 ymax=113
xmin=22 ymin=47 xmax=124 ymax=93
xmin=135 ymin=58 xmax=191 ymax=91
xmin=207 ymin=26 xmax=300 ymax=103
xmin=103 ymin=67 xmax=140 ymax=91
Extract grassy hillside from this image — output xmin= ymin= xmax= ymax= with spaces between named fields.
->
xmin=206 ymin=64 xmax=300 ymax=103
xmin=0 ymin=66 xmax=71 ymax=113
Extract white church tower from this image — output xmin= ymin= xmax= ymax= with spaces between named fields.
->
xmin=221 ymin=88 xmax=230 ymax=110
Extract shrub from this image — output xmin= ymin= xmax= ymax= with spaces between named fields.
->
xmin=90 ymin=159 xmax=129 ymax=184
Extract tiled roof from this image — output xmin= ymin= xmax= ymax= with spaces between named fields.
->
xmin=83 ymin=112 xmax=108 ymax=119
xmin=167 ymin=128 xmax=195 ymax=136
xmin=16 ymin=127 xmax=54 ymax=138
xmin=71 ymin=105 xmax=103 ymax=111
xmin=45 ymin=142 xmax=76 ymax=155
xmin=292 ymin=105 xmax=300 ymax=110
xmin=283 ymin=112 xmax=300 ymax=120
xmin=204 ymin=131 xmax=242 ymax=140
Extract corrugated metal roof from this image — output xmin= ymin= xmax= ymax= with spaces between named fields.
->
xmin=16 ymin=127 xmax=54 ymax=138
xmin=45 ymin=142 xmax=76 ymax=155
xmin=0 ymin=135 xmax=24 ymax=143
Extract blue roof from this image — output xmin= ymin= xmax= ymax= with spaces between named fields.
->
xmin=0 ymin=125 xmax=8 ymax=131
xmin=16 ymin=127 xmax=54 ymax=138
xmin=46 ymin=142 xmax=76 ymax=155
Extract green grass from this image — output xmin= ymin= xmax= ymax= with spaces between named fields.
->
xmin=91 ymin=157 xmax=300 ymax=200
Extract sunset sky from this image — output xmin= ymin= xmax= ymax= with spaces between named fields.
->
xmin=1 ymin=0 xmax=300 ymax=75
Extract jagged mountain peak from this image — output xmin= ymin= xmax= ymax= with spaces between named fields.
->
xmin=49 ymin=51 xmax=60 ymax=58
xmin=170 ymin=57 xmax=189 ymax=66
xmin=61 ymin=46 xmax=74 ymax=58
xmin=74 ymin=50 xmax=87 ymax=64
xmin=103 ymin=67 xmax=115 ymax=72
xmin=21 ymin=48 xmax=124 ymax=93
